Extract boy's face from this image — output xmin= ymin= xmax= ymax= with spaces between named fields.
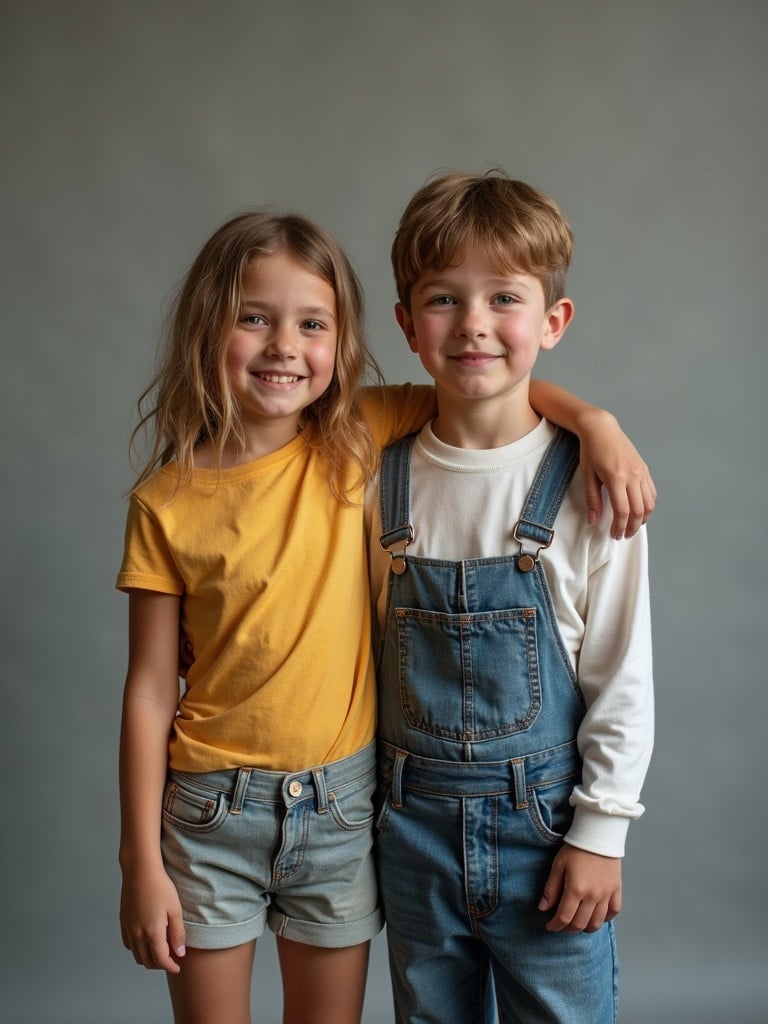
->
xmin=396 ymin=248 xmax=572 ymax=412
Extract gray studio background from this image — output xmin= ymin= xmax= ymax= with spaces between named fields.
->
xmin=2 ymin=2 xmax=766 ymax=1021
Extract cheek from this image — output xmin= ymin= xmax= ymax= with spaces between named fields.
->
xmin=225 ymin=333 xmax=252 ymax=375
xmin=314 ymin=340 xmax=338 ymax=381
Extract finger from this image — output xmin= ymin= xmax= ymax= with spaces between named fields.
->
xmin=610 ymin=502 xmax=630 ymax=541
xmin=545 ymin=893 xmax=581 ymax=933
xmin=538 ymin=860 xmax=565 ymax=913
xmin=623 ymin=486 xmax=647 ymax=538
xmin=598 ymin=476 xmax=631 ymax=539
xmin=149 ymin=941 xmax=180 ymax=973
xmin=168 ymin=911 xmax=187 ymax=961
xmin=640 ymin=479 xmax=657 ymax=525
xmin=581 ymin=470 xmax=604 ymax=528
xmin=607 ymin=889 xmax=623 ymax=919
xmin=583 ymin=897 xmax=611 ymax=933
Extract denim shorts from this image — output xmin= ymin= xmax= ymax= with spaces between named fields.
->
xmin=161 ymin=743 xmax=382 ymax=950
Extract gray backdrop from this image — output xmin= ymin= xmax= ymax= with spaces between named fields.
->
xmin=2 ymin=1 xmax=766 ymax=1021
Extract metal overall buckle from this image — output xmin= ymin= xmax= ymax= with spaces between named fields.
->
xmin=512 ymin=519 xmax=554 ymax=573
xmin=379 ymin=524 xmax=414 ymax=576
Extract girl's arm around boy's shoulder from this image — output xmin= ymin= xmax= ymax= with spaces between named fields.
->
xmin=529 ymin=379 xmax=656 ymax=539
xmin=118 ymin=590 xmax=186 ymax=974
xmin=365 ymin=379 xmax=657 ymax=537
xmin=359 ymin=384 xmax=437 ymax=449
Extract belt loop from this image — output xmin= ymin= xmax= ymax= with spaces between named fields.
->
xmin=511 ymin=758 xmax=528 ymax=810
xmin=230 ymin=768 xmax=251 ymax=815
xmin=312 ymin=767 xmax=329 ymax=813
xmin=392 ymin=750 xmax=407 ymax=809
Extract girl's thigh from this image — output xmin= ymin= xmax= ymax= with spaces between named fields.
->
xmin=167 ymin=940 xmax=256 ymax=1024
xmin=277 ymin=935 xmax=370 ymax=1024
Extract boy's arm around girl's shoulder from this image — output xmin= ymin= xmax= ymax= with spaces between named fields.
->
xmin=119 ymin=589 xmax=186 ymax=974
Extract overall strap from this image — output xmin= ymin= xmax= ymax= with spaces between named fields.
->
xmin=514 ymin=428 xmax=580 ymax=571
xmin=378 ymin=432 xmax=418 ymax=576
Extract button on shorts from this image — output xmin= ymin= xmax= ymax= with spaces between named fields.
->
xmin=161 ymin=742 xmax=382 ymax=950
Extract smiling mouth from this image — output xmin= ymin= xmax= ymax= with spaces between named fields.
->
xmin=252 ymin=372 xmax=304 ymax=384
xmin=450 ymin=353 xmax=500 ymax=365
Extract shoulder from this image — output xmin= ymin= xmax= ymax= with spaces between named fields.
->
xmin=129 ymin=464 xmax=179 ymax=512
xmin=360 ymin=384 xmax=436 ymax=446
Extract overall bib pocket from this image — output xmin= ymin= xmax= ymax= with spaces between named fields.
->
xmin=395 ymin=606 xmax=542 ymax=742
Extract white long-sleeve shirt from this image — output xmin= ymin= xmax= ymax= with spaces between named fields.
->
xmin=366 ymin=418 xmax=654 ymax=858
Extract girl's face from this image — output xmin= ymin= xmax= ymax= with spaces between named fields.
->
xmin=226 ymin=251 xmax=338 ymax=449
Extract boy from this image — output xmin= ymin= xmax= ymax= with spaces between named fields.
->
xmin=368 ymin=172 xmax=653 ymax=1023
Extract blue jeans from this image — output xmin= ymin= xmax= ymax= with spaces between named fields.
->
xmin=376 ymin=744 xmax=618 ymax=1024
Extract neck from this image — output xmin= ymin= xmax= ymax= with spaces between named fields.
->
xmin=431 ymin=392 xmax=541 ymax=450
xmin=195 ymin=419 xmax=305 ymax=469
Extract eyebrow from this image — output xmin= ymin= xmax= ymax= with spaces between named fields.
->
xmin=240 ymin=300 xmax=336 ymax=321
xmin=416 ymin=274 xmax=532 ymax=294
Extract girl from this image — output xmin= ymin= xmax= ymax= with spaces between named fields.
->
xmin=117 ymin=211 xmax=654 ymax=1024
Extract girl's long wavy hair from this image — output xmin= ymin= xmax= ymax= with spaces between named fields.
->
xmin=130 ymin=211 xmax=383 ymax=502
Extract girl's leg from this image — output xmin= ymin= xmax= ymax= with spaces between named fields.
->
xmin=277 ymin=935 xmax=370 ymax=1024
xmin=167 ymin=940 xmax=257 ymax=1024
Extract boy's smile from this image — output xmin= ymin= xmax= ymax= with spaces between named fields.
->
xmin=396 ymin=249 xmax=573 ymax=446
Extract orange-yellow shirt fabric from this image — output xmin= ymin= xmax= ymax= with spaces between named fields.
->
xmin=116 ymin=385 xmax=434 ymax=773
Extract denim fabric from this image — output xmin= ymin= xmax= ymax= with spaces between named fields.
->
xmin=376 ymin=430 xmax=618 ymax=1023
xmin=161 ymin=743 xmax=382 ymax=949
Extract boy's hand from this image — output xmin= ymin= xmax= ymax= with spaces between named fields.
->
xmin=538 ymin=844 xmax=622 ymax=933
xmin=120 ymin=865 xmax=187 ymax=973
xmin=577 ymin=408 xmax=656 ymax=540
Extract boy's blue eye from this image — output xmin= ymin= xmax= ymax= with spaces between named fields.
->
xmin=495 ymin=294 xmax=516 ymax=305
xmin=429 ymin=295 xmax=455 ymax=306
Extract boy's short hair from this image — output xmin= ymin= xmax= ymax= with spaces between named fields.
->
xmin=391 ymin=170 xmax=574 ymax=311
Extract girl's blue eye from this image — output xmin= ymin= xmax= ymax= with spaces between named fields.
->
xmin=302 ymin=320 xmax=324 ymax=331
xmin=241 ymin=313 xmax=267 ymax=326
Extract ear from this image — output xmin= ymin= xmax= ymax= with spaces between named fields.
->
xmin=395 ymin=303 xmax=419 ymax=353
xmin=540 ymin=298 xmax=574 ymax=352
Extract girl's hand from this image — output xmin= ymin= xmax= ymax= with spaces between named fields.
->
xmin=538 ymin=844 xmax=622 ymax=933
xmin=120 ymin=865 xmax=186 ymax=974
xmin=576 ymin=408 xmax=656 ymax=539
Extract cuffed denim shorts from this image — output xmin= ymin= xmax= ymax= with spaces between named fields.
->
xmin=161 ymin=742 xmax=382 ymax=950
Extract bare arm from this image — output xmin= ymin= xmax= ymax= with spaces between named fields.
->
xmin=119 ymin=590 xmax=186 ymax=973
xmin=529 ymin=380 xmax=656 ymax=539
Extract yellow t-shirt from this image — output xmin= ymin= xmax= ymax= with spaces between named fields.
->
xmin=116 ymin=384 xmax=434 ymax=773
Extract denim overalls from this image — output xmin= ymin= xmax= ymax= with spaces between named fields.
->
xmin=375 ymin=428 xmax=617 ymax=1024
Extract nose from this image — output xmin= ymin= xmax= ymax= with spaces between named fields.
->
xmin=455 ymin=304 xmax=487 ymax=340
xmin=266 ymin=325 xmax=297 ymax=358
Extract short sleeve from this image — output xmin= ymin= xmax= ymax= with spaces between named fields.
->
xmin=115 ymin=495 xmax=184 ymax=595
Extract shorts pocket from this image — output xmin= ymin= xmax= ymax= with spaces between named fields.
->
xmin=527 ymin=775 xmax=577 ymax=844
xmin=162 ymin=775 xmax=228 ymax=834
xmin=327 ymin=771 xmax=376 ymax=831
